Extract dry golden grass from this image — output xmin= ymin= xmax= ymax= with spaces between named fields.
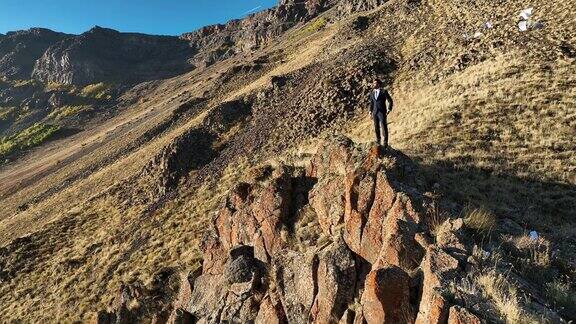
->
xmin=0 ymin=13 xmax=341 ymax=320
xmin=347 ymin=0 xmax=575 ymax=237
xmin=463 ymin=206 xmax=497 ymax=233
xmin=477 ymin=269 xmax=525 ymax=323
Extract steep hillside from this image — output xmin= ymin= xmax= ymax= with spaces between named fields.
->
xmin=0 ymin=0 xmax=574 ymax=322
xmin=181 ymin=0 xmax=338 ymax=67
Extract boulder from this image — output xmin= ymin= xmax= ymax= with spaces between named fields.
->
xmin=310 ymin=240 xmax=357 ymax=323
xmin=360 ymin=265 xmax=414 ymax=323
xmin=224 ymin=251 xmax=259 ymax=284
xmin=415 ymin=246 xmax=459 ymax=323
xmin=273 ymin=250 xmax=318 ymax=323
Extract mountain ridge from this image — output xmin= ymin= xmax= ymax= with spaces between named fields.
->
xmin=0 ymin=0 xmax=574 ymax=322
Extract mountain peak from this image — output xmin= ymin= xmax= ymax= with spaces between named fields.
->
xmin=85 ymin=25 xmax=120 ymax=35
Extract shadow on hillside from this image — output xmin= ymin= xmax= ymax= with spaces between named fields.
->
xmin=418 ymin=159 xmax=576 ymax=233
xmin=415 ymin=156 xmax=576 ymax=320
xmin=52 ymin=127 xmax=83 ymax=140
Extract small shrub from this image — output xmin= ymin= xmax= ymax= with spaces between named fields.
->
xmin=0 ymin=107 xmax=16 ymax=121
xmin=45 ymin=82 xmax=75 ymax=92
xmin=306 ymin=17 xmax=328 ymax=33
xmin=290 ymin=16 xmax=328 ymax=40
xmin=477 ymin=270 xmax=523 ymax=323
xmin=427 ymin=200 xmax=450 ymax=238
xmin=463 ymin=206 xmax=497 ymax=233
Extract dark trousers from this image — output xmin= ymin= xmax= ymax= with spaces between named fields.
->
xmin=373 ymin=112 xmax=388 ymax=146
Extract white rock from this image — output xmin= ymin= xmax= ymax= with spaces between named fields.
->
xmin=520 ymin=7 xmax=533 ymax=20
xmin=518 ymin=21 xmax=528 ymax=32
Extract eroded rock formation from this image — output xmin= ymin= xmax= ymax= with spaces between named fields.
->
xmin=99 ymin=136 xmax=482 ymax=323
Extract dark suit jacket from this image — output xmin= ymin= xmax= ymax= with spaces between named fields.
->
xmin=369 ymin=89 xmax=393 ymax=116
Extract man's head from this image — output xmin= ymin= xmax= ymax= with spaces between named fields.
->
xmin=372 ymin=79 xmax=382 ymax=89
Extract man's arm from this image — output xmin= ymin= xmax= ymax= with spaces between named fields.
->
xmin=368 ymin=94 xmax=373 ymax=114
xmin=385 ymin=90 xmax=393 ymax=113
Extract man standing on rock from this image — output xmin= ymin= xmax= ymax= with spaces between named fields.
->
xmin=368 ymin=79 xmax=393 ymax=148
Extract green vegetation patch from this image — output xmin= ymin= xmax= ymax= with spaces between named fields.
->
xmin=80 ymin=82 xmax=114 ymax=100
xmin=289 ymin=16 xmax=328 ymax=40
xmin=0 ymin=123 xmax=61 ymax=159
xmin=305 ymin=17 xmax=327 ymax=33
xmin=48 ymin=105 xmax=92 ymax=120
xmin=45 ymin=82 xmax=76 ymax=93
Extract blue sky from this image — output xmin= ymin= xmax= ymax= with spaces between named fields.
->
xmin=0 ymin=0 xmax=279 ymax=35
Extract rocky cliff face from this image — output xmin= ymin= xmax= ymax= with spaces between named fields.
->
xmin=0 ymin=28 xmax=70 ymax=80
xmin=32 ymin=26 xmax=194 ymax=86
xmin=1 ymin=0 xmax=392 ymax=87
xmin=179 ymin=0 xmax=393 ymax=68
xmin=5 ymin=0 xmax=340 ymax=86
xmin=180 ymin=0 xmax=338 ymax=67
xmin=96 ymin=137 xmax=489 ymax=323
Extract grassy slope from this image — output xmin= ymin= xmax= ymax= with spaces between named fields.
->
xmin=0 ymin=0 xmax=574 ymax=321
xmin=349 ymin=0 xmax=575 ymax=231
xmin=347 ymin=0 xmax=576 ymax=318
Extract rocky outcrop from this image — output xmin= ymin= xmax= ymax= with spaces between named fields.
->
xmin=180 ymin=0 xmax=338 ymax=68
xmin=130 ymin=136 xmax=481 ymax=323
xmin=32 ymin=26 xmax=194 ymax=86
xmin=0 ymin=28 xmax=70 ymax=80
xmin=136 ymin=98 xmax=252 ymax=200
